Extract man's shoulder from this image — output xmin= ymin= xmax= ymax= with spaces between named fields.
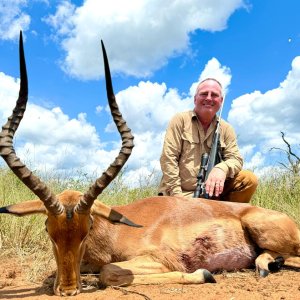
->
xmin=220 ymin=118 xmax=233 ymax=128
xmin=169 ymin=111 xmax=194 ymax=126
xmin=220 ymin=118 xmax=236 ymax=135
xmin=171 ymin=110 xmax=193 ymax=120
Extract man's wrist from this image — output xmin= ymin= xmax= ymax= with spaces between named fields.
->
xmin=214 ymin=163 xmax=228 ymax=176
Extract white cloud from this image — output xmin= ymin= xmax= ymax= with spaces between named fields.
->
xmin=189 ymin=58 xmax=232 ymax=97
xmin=0 ymin=71 xmax=121 ymax=177
xmin=228 ymin=56 xmax=300 ymax=154
xmin=239 ymin=144 xmax=256 ymax=159
xmin=106 ymin=81 xmax=192 ymax=134
xmin=0 ymin=72 xmax=21 ymax=118
xmin=95 ymin=105 xmax=103 ymax=114
xmin=44 ymin=0 xmax=246 ymax=79
xmin=0 ymin=0 xmax=31 ymax=40
xmin=124 ymin=166 xmax=161 ymax=188
xmin=243 ymin=151 xmax=265 ymax=172
xmin=43 ymin=0 xmax=75 ymax=36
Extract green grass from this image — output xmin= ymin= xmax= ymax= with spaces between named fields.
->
xmin=251 ymin=172 xmax=300 ymax=224
xmin=0 ymin=167 xmax=299 ymax=282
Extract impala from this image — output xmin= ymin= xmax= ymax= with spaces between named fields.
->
xmin=0 ymin=32 xmax=300 ymax=297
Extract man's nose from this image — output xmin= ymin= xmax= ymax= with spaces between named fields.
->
xmin=206 ymin=92 xmax=212 ymax=100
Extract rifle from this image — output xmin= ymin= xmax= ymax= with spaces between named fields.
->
xmin=193 ymin=95 xmax=225 ymax=198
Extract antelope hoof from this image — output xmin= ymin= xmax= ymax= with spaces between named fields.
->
xmin=258 ymin=268 xmax=269 ymax=277
xmin=268 ymin=256 xmax=284 ymax=272
xmin=203 ymin=269 xmax=216 ymax=283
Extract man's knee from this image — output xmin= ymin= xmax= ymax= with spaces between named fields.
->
xmin=223 ymin=170 xmax=258 ymax=203
xmin=239 ymin=170 xmax=259 ymax=191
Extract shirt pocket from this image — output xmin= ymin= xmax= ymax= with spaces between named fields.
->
xmin=181 ymin=132 xmax=199 ymax=159
xmin=182 ymin=131 xmax=199 ymax=145
xmin=180 ymin=131 xmax=200 ymax=178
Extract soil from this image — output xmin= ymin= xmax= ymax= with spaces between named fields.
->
xmin=1 ymin=256 xmax=300 ymax=300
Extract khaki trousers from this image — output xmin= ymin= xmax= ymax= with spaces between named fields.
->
xmin=182 ymin=170 xmax=258 ymax=203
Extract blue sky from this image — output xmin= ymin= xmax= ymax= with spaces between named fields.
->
xmin=0 ymin=0 xmax=300 ymax=186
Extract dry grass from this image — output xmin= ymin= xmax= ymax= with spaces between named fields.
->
xmin=251 ymin=171 xmax=300 ymax=225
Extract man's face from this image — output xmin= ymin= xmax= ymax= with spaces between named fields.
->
xmin=194 ymin=80 xmax=223 ymax=119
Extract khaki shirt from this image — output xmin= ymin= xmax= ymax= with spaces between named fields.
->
xmin=159 ymin=110 xmax=243 ymax=196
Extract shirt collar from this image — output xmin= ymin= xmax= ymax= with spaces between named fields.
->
xmin=192 ymin=109 xmax=218 ymax=125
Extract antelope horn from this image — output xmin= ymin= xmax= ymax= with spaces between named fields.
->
xmin=0 ymin=31 xmax=64 ymax=215
xmin=75 ymin=41 xmax=134 ymax=213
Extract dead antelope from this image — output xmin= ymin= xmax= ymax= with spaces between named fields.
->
xmin=1 ymin=32 xmax=300 ymax=297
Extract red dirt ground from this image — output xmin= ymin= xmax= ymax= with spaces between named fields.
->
xmin=1 ymin=256 xmax=300 ymax=300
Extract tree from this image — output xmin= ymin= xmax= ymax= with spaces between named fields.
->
xmin=270 ymin=131 xmax=300 ymax=176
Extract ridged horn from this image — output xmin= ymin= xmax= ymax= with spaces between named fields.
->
xmin=0 ymin=31 xmax=64 ymax=215
xmin=75 ymin=41 xmax=134 ymax=213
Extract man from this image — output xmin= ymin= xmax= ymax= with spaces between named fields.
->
xmin=158 ymin=78 xmax=258 ymax=202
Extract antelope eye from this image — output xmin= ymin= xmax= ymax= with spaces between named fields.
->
xmin=89 ymin=216 xmax=94 ymax=229
xmin=45 ymin=219 xmax=48 ymax=232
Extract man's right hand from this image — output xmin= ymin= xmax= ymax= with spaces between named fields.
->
xmin=205 ymin=167 xmax=226 ymax=197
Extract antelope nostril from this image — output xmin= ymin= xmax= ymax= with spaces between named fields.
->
xmin=59 ymin=286 xmax=80 ymax=296
xmin=60 ymin=289 xmax=79 ymax=296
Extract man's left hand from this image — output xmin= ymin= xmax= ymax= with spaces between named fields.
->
xmin=205 ymin=168 xmax=226 ymax=197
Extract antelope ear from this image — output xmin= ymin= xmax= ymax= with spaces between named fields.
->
xmin=0 ymin=200 xmax=47 ymax=216
xmin=91 ymin=201 xmax=142 ymax=228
